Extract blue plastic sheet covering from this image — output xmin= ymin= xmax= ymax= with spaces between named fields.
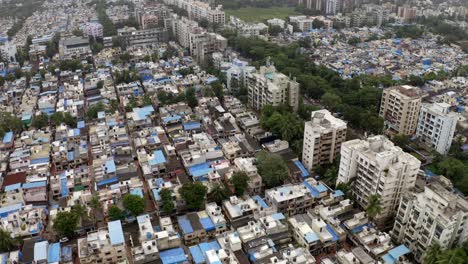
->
xmin=108 ymin=220 xmax=124 ymax=246
xmin=60 ymin=173 xmax=69 ymax=197
xmin=351 ymin=223 xmax=372 ymax=234
xmin=2 ymin=132 xmax=13 ymax=144
xmin=303 ymin=181 xmax=319 ymax=198
xmin=183 ymin=122 xmax=201 ymax=131
xmin=48 ymin=242 xmax=61 ymax=263
xmin=188 ymin=162 xmax=213 ymax=178
xmin=199 ymin=217 xmax=215 ymax=232
xmin=293 ymin=160 xmax=310 ymax=178
xmin=253 ymin=195 xmax=269 ymax=209
xmin=178 ymin=215 xmax=193 ymax=235
xmin=130 ymin=188 xmax=143 ymax=198
xmin=149 ymin=150 xmax=166 ymax=166
xmin=160 ymin=247 xmax=187 ymax=264
xmin=96 ymin=177 xmax=118 ymax=187
xmin=382 ymin=245 xmax=410 ymax=264
xmin=304 ymin=231 xmax=319 ymax=243
xmin=34 ymin=241 xmax=48 ymax=261
xmin=189 ymin=241 xmax=220 ymax=264
xmin=326 ymin=225 xmax=339 ymax=242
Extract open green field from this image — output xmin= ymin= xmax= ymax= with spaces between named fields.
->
xmin=225 ymin=7 xmax=300 ymax=23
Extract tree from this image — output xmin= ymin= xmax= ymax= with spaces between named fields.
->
xmin=312 ymin=18 xmax=325 ymax=29
xmin=0 ymin=229 xmax=15 ymax=252
xmin=321 ymin=92 xmax=341 ymax=110
xmin=179 ymin=182 xmax=207 ymax=211
xmin=268 ymin=25 xmax=283 ymax=36
xmin=435 ymin=248 xmax=467 ymax=264
xmin=392 ymin=134 xmax=410 ymax=149
xmin=231 ymin=171 xmax=250 ymax=196
xmin=160 ymin=188 xmax=174 ymax=215
xmin=53 ymin=211 xmax=79 ymax=237
xmin=424 ymin=243 xmax=442 ymax=264
xmin=211 ymin=81 xmax=224 ymax=102
xmin=185 ymin=87 xmax=198 ymax=108
xmin=366 ymin=194 xmax=382 ymax=220
xmin=256 ymin=151 xmax=288 ymax=188
xmin=63 ymin=112 xmax=77 ymax=127
xmin=123 ymin=194 xmax=146 ymax=217
xmin=89 ymin=196 xmax=101 ymax=227
xmin=209 ymin=183 xmax=229 ymax=204
xmin=348 ymin=37 xmax=361 ymax=46
xmin=108 ymin=205 xmax=125 ymax=221
xmin=71 ymin=204 xmax=89 ymax=222
xmin=31 ymin=113 xmax=49 ymax=129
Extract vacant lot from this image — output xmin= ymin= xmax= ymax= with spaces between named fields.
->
xmin=226 ymin=7 xmax=299 ymax=23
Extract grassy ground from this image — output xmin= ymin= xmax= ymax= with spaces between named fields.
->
xmin=225 ymin=7 xmax=300 ymax=23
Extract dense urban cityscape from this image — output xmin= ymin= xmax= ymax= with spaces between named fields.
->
xmin=0 ymin=0 xmax=467 ymax=263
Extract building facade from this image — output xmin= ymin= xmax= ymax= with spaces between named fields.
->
xmin=302 ymin=109 xmax=347 ymax=171
xmin=379 ymin=85 xmax=423 ymax=135
xmin=336 ymin=135 xmax=421 ymax=227
xmin=416 ymin=102 xmax=458 ymax=155
xmin=246 ymin=59 xmax=300 ymax=112
xmin=391 ymin=176 xmax=468 ymax=262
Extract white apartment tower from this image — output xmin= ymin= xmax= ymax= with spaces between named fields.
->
xmin=416 ymin=102 xmax=457 ymax=155
xmin=391 ymin=176 xmax=468 ymax=262
xmin=336 ymin=136 xmax=421 ymax=227
xmin=302 ymin=109 xmax=347 ymax=171
xmin=379 ymin=85 xmax=423 ymax=135
xmin=246 ymin=59 xmax=300 ymax=112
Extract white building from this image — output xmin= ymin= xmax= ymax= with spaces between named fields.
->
xmin=83 ymin=22 xmax=103 ymax=39
xmin=246 ymin=59 xmax=300 ymax=112
xmin=391 ymin=176 xmax=468 ymax=262
xmin=302 ymin=109 xmax=347 ymax=171
xmin=416 ymin=102 xmax=457 ymax=155
xmin=267 ymin=18 xmax=286 ymax=28
xmin=336 ymin=136 xmax=421 ymax=227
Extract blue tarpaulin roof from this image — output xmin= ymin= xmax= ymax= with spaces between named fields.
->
xmin=48 ymin=242 xmax=60 ymax=263
xmin=134 ymin=106 xmax=154 ymax=121
xmin=303 ymin=181 xmax=319 ymax=197
xmin=326 ymin=225 xmax=339 ymax=241
xmin=77 ymin=121 xmax=85 ymax=129
xmin=190 ymin=241 xmax=220 ymax=264
xmin=382 ymin=245 xmax=410 ymax=264
xmin=188 ymin=162 xmax=213 ymax=178
xmin=199 ymin=217 xmax=215 ymax=232
xmin=105 ymin=159 xmax=116 ymax=173
xmin=0 ymin=203 xmax=22 ymax=217
xmin=333 ymin=190 xmax=345 ymax=197
xmin=304 ymin=232 xmax=319 ymax=243
xmin=253 ymin=195 xmax=269 ymax=209
xmin=31 ymin=157 xmax=49 ymax=165
xmin=271 ymin=213 xmax=285 ymax=221
xmin=34 ymin=241 xmax=48 ymax=261
xmin=61 ymin=173 xmax=69 ymax=197
xmin=160 ymin=248 xmax=187 ymax=264
xmin=183 ymin=122 xmax=201 ymax=131
xmin=96 ymin=177 xmax=118 ymax=187
xmin=2 ymin=132 xmax=13 ymax=144
xmin=152 ymin=188 xmax=162 ymax=201
xmin=130 ymin=188 xmax=143 ymax=198
xmin=108 ymin=220 xmax=124 ymax=246
xmin=149 ymin=150 xmax=166 ymax=166
xmin=178 ymin=215 xmax=193 ymax=235
xmin=351 ymin=223 xmax=372 ymax=233
xmin=4 ymin=183 xmax=21 ymax=192
xmin=162 ymin=115 xmax=181 ymax=123
xmin=293 ymin=160 xmax=310 ymax=178
xmin=23 ymin=181 xmax=46 ymax=189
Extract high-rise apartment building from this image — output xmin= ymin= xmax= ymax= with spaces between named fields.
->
xmin=302 ymin=109 xmax=347 ymax=171
xmin=336 ymin=136 xmax=421 ymax=227
xmin=379 ymin=85 xmax=423 ymax=135
xmin=246 ymin=59 xmax=300 ymax=112
xmin=391 ymin=176 xmax=468 ymax=262
xmin=416 ymin=102 xmax=458 ymax=155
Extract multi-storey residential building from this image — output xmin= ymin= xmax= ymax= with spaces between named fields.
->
xmin=391 ymin=176 xmax=468 ymax=262
xmin=163 ymin=0 xmax=225 ymax=24
xmin=379 ymin=85 xmax=423 ymax=135
xmin=336 ymin=136 xmax=421 ymax=228
xmin=77 ymin=220 xmax=128 ymax=264
xmin=397 ymin=6 xmax=417 ymax=22
xmin=83 ymin=22 xmax=103 ymax=39
xmin=265 ymin=184 xmax=314 ymax=216
xmin=246 ymin=59 xmax=300 ymax=112
xmin=117 ymin=26 xmax=169 ymax=48
xmin=302 ymin=109 xmax=347 ymax=171
xmin=416 ymin=102 xmax=458 ymax=155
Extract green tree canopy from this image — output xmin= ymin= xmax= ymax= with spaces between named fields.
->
xmin=231 ymin=171 xmax=250 ymax=196
xmin=160 ymin=188 xmax=175 ymax=215
xmin=108 ymin=205 xmax=125 ymax=221
xmin=366 ymin=194 xmax=382 ymax=220
xmin=123 ymin=194 xmax=146 ymax=217
xmin=209 ymin=183 xmax=230 ymax=204
xmin=257 ymin=151 xmax=288 ymax=188
xmin=53 ymin=211 xmax=79 ymax=237
xmin=179 ymin=182 xmax=208 ymax=211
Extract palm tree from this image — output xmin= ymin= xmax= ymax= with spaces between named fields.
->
xmin=71 ymin=204 xmax=89 ymax=223
xmin=0 ymin=229 xmax=14 ymax=252
xmin=435 ymin=248 xmax=467 ymax=264
xmin=209 ymin=183 xmax=229 ymax=204
xmin=89 ymin=196 xmax=102 ymax=228
xmin=366 ymin=194 xmax=382 ymax=220
xmin=424 ymin=243 xmax=442 ymax=264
